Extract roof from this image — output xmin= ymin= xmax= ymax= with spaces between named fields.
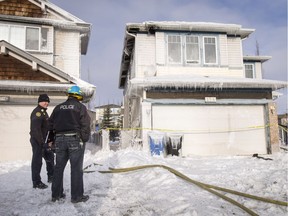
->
xmin=243 ymin=56 xmax=271 ymax=63
xmin=0 ymin=40 xmax=95 ymax=101
xmin=127 ymin=21 xmax=254 ymax=38
xmin=119 ymin=21 xmax=255 ymax=88
xmin=127 ymin=75 xmax=288 ymax=97
xmin=0 ymin=0 xmax=91 ymax=54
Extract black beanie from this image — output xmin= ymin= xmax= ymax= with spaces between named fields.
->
xmin=38 ymin=94 xmax=50 ymax=103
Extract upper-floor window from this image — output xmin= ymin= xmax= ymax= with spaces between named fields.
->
xmin=244 ymin=63 xmax=255 ymax=78
xmin=203 ymin=36 xmax=217 ymax=64
xmin=0 ymin=24 xmax=49 ymax=52
xmin=167 ymin=34 xmax=218 ymax=65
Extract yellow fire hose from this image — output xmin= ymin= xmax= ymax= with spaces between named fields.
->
xmin=97 ymin=164 xmax=288 ymax=216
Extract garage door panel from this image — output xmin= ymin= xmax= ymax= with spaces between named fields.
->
xmin=152 ymin=105 xmax=267 ymax=156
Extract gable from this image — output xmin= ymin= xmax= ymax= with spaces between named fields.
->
xmin=0 ymin=0 xmax=43 ymax=18
xmin=0 ymin=54 xmax=57 ymax=81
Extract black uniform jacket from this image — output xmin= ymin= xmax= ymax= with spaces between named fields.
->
xmin=30 ymin=105 xmax=49 ymax=144
xmin=49 ymin=97 xmax=91 ymax=142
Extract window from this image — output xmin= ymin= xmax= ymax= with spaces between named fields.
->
xmin=26 ymin=27 xmax=40 ymax=50
xmin=166 ymin=34 xmax=218 ymax=65
xmin=186 ymin=36 xmax=200 ymax=64
xmin=0 ymin=24 xmax=49 ymax=51
xmin=244 ymin=64 xmax=255 ymax=78
xmin=203 ymin=36 xmax=217 ymax=64
xmin=167 ymin=35 xmax=182 ymax=64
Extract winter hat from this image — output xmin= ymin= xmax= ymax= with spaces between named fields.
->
xmin=38 ymin=94 xmax=50 ymax=103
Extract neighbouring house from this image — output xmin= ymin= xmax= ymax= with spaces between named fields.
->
xmin=119 ymin=21 xmax=288 ymax=156
xmin=278 ymin=113 xmax=288 ymax=146
xmin=95 ymin=104 xmax=123 ymax=129
xmin=0 ymin=0 xmax=95 ymax=161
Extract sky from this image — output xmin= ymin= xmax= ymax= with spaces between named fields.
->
xmin=0 ymin=145 xmax=287 ymax=215
xmin=50 ymin=0 xmax=287 ymax=113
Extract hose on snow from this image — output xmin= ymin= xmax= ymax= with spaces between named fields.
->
xmin=98 ymin=164 xmax=288 ymax=216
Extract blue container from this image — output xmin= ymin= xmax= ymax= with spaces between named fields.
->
xmin=148 ymin=134 xmax=165 ymax=156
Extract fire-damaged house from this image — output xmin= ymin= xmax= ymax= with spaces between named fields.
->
xmin=0 ymin=0 xmax=95 ymax=161
xmin=119 ymin=21 xmax=287 ymax=156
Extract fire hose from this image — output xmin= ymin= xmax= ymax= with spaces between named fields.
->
xmin=91 ymin=164 xmax=288 ymax=216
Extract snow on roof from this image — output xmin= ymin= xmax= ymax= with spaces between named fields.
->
xmin=126 ymin=21 xmax=254 ymax=38
xmin=127 ymin=76 xmax=288 ymax=95
xmin=0 ymin=79 xmax=95 ymax=97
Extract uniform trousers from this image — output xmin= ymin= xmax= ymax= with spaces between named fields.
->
xmin=51 ymin=134 xmax=85 ymax=200
xmin=30 ymin=138 xmax=54 ymax=185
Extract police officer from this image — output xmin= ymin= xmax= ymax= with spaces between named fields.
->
xmin=49 ymin=86 xmax=91 ymax=203
xmin=30 ymin=94 xmax=54 ymax=189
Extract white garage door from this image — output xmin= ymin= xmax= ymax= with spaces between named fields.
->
xmin=152 ymin=105 xmax=267 ymax=156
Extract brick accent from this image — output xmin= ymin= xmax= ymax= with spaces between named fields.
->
xmin=0 ymin=55 xmax=57 ymax=81
xmin=0 ymin=0 xmax=43 ymax=18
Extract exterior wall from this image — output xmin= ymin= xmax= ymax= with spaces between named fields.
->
xmin=268 ymin=102 xmax=280 ymax=153
xmin=54 ymin=29 xmax=80 ymax=77
xmin=227 ymin=37 xmax=243 ymax=70
xmin=136 ymin=34 xmax=156 ymax=78
xmin=136 ymin=32 xmax=244 ymax=78
xmin=219 ymin=34 xmax=229 ymax=66
xmin=254 ymin=62 xmax=263 ymax=79
xmin=0 ymin=104 xmax=55 ymax=162
xmin=155 ymin=32 xmax=165 ymax=65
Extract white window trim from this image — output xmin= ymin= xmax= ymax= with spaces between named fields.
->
xmin=166 ymin=34 xmax=183 ymax=65
xmin=203 ymin=36 xmax=218 ymax=65
xmin=244 ymin=63 xmax=255 ymax=78
xmin=25 ymin=26 xmax=41 ymax=51
xmin=0 ymin=23 xmax=44 ymax=52
xmin=185 ymin=35 xmax=201 ymax=65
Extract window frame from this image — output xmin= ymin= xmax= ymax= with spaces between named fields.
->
xmin=25 ymin=26 xmax=41 ymax=51
xmin=0 ymin=23 xmax=46 ymax=52
xmin=166 ymin=33 xmax=219 ymax=66
xmin=244 ymin=63 xmax=255 ymax=79
xmin=203 ymin=36 xmax=218 ymax=65
xmin=167 ymin=34 xmax=182 ymax=64
xmin=185 ymin=35 xmax=200 ymax=64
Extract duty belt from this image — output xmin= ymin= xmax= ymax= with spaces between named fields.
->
xmin=56 ymin=132 xmax=78 ymax=137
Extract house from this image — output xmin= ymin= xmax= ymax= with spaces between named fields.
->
xmin=119 ymin=21 xmax=287 ymax=156
xmin=0 ymin=0 xmax=95 ymax=161
xmin=95 ymin=104 xmax=123 ymax=130
xmin=278 ymin=113 xmax=288 ymax=146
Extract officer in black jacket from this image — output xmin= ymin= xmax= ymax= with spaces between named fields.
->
xmin=49 ymin=86 xmax=91 ymax=203
xmin=30 ymin=94 xmax=54 ymax=189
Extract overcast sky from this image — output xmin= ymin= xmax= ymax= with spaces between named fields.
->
xmin=50 ymin=0 xmax=287 ymax=112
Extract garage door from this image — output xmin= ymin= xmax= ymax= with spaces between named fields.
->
xmin=152 ymin=105 xmax=267 ymax=156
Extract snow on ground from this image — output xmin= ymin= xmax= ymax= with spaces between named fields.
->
xmin=0 ymin=143 xmax=287 ymax=216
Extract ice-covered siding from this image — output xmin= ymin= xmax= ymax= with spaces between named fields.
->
xmin=155 ymin=32 xmax=166 ymax=66
xmin=227 ymin=37 xmax=244 ymax=77
xmin=134 ymin=31 xmax=245 ymax=78
xmin=254 ymin=62 xmax=263 ymax=79
xmin=54 ymin=30 xmax=80 ymax=78
xmin=135 ymin=34 xmax=156 ymax=78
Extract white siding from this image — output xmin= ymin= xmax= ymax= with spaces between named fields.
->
xmin=156 ymin=65 xmax=243 ymax=78
xmin=54 ymin=30 xmax=80 ymax=77
xmin=227 ymin=37 xmax=243 ymax=70
xmin=0 ymin=105 xmax=54 ymax=161
xmin=219 ymin=34 xmax=229 ymax=66
xmin=33 ymin=53 xmax=53 ymax=65
xmin=155 ymin=32 xmax=165 ymax=65
xmin=135 ymin=34 xmax=156 ymax=78
xmin=254 ymin=62 xmax=263 ymax=79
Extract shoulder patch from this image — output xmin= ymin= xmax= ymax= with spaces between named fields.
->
xmin=35 ymin=112 xmax=41 ymax=117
